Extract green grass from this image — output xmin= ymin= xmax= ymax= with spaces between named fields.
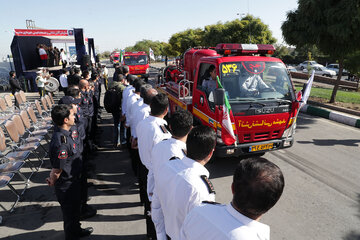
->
xmin=294 ymin=84 xmax=360 ymax=104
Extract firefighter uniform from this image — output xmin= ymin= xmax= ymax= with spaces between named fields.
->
xmin=151 ymin=138 xmax=187 ymax=240
xmin=152 ymin=156 xmax=216 ymax=240
xmin=179 ymin=203 xmax=270 ymax=240
xmin=136 ymin=116 xmax=172 ymax=239
xmin=49 ymin=126 xmax=83 ymax=240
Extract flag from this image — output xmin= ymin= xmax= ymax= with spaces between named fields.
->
xmin=149 ymin=48 xmax=155 ymax=61
xmin=217 ymin=76 xmax=236 ymax=145
xmin=300 ymin=70 xmax=314 ymax=108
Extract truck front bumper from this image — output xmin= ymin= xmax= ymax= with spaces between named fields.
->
xmin=215 ymin=137 xmax=294 ymax=158
xmin=134 ymin=73 xmax=149 ymax=79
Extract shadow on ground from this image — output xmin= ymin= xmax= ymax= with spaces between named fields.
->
xmin=0 ymin=103 xmax=144 ymax=238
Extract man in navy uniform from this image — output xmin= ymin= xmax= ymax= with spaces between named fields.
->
xmin=46 ymin=104 xmax=93 ymax=240
xmin=58 ymin=93 xmax=97 ymax=220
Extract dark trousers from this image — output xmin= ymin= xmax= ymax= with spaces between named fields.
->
xmin=38 ymin=87 xmax=45 ymax=97
xmin=138 ymin=163 xmax=156 ymax=239
xmin=91 ymin=100 xmax=99 ymax=142
xmin=80 ymin=162 xmax=88 ymax=206
xmin=62 ymin=60 xmax=67 ymax=69
xmin=85 ymin=116 xmax=93 ymax=150
xmin=112 ymin=112 xmax=121 ymax=145
xmin=55 ymin=179 xmax=81 ymax=240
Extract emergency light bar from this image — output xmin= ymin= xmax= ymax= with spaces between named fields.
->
xmin=215 ymin=43 xmax=276 ymax=55
xmin=124 ymin=51 xmax=146 ymax=55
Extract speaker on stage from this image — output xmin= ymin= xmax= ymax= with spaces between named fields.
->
xmin=81 ymin=54 xmax=91 ymax=71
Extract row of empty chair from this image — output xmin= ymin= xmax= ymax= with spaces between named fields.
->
xmin=0 ymin=91 xmax=55 ymax=212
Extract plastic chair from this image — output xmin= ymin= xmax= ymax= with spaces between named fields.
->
xmin=0 ymin=172 xmax=21 ymax=212
xmin=34 ymin=100 xmax=51 ymax=122
xmin=4 ymin=118 xmax=43 ymax=170
xmin=47 ymin=93 xmax=55 ymax=105
xmin=0 ymin=128 xmax=33 ymax=173
xmin=40 ymin=97 xmax=50 ymax=112
xmin=19 ymin=91 xmax=27 ymax=103
xmin=26 ymin=105 xmax=52 ymax=131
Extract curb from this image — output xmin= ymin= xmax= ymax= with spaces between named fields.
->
xmin=301 ymin=104 xmax=360 ymax=128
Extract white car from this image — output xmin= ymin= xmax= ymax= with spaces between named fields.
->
xmin=326 ymin=63 xmax=349 ymax=76
xmin=298 ymin=61 xmax=320 ymax=70
xmin=303 ymin=64 xmax=336 ymax=77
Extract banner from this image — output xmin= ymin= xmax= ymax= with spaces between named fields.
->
xmin=14 ymin=29 xmax=73 ymax=37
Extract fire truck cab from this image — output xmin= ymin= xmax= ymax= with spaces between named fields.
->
xmin=123 ymin=51 xmax=150 ymax=81
xmin=110 ymin=51 xmax=120 ymax=66
xmin=158 ymin=43 xmax=300 ymax=157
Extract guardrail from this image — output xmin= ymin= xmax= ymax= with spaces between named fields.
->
xmin=291 ymin=72 xmax=359 ymax=90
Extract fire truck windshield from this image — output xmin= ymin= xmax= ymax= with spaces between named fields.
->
xmin=220 ymin=61 xmax=293 ymax=102
xmin=124 ymin=55 xmax=148 ymax=65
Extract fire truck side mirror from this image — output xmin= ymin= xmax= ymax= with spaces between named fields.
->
xmin=214 ymin=88 xmax=225 ymax=106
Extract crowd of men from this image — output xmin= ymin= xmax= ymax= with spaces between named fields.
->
xmin=46 ymin=65 xmax=106 ymax=240
xmin=46 ymin=64 xmax=285 ymax=240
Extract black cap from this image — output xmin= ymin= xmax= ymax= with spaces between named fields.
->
xmin=59 ymin=96 xmax=81 ymax=105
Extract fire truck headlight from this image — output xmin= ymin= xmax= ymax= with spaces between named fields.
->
xmin=146 ymin=68 xmax=149 ymax=74
xmin=282 ymin=123 xmax=296 ymax=138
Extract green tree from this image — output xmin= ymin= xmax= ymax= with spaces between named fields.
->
xmin=344 ymin=51 xmax=360 ymax=77
xmin=282 ymin=0 xmax=360 ymax=103
xmin=203 ymin=16 xmax=276 ymax=46
xmin=168 ymin=28 xmax=204 ymax=56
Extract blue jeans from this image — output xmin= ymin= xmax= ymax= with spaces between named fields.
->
xmin=112 ymin=112 xmax=126 ymax=145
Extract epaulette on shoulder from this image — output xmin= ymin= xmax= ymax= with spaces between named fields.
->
xmin=202 ymin=201 xmax=221 ymax=205
xmin=200 ymin=175 xmax=216 ymax=194
xmin=160 ymin=125 xmax=169 ymax=134
xmin=60 ymin=135 xmax=67 ymax=144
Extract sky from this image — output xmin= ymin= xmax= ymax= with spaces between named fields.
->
xmin=0 ymin=0 xmax=298 ymax=60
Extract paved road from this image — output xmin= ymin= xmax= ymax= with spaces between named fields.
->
xmin=209 ymin=113 xmax=360 ymax=240
xmin=0 ymin=65 xmax=359 ymax=239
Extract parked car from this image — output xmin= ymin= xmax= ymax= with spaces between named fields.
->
xmin=286 ymin=66 xmax=297 ymax=72
xmin=303 ymin=65 xmax=336 ymax=77
xmin=326 ymin=63 xmax=349 ymax=76
xmin=298 ymin=61 xmax=320 ymax=70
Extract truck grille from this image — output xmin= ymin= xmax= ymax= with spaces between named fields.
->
xmin=242 ymin=130 xmax=281 ymax=143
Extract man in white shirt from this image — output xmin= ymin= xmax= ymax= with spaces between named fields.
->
xmin=151 ymin=109 xmax=193 ymax=240
xmin=136 ymin=93 xmax=172 ymax=239
xmin=130 ymin=84 xmax=157 ymax=183
xmin=36 ymin=70 xmax=48 ymax=97
xmin=60 ymin=48 xmax=68 ymax=69
xmin=59 ymin=69 xmax=69 ymax=94
xmin=125 ymin=79 xmax=144 ymax=179
xmin=154 ymin=126 xmax=217 ymax=240
xmin=101 ymin=64 xmax=109 ymax=90
xmin=180 ymin=157 xmax=285 ymax=240
xmin=131 ymin=84 xmax=157 ymax=140
xmin=239 ymin=73 xmax=272 ymax=97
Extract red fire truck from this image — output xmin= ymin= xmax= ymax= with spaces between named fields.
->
xmin=158 ymin=43 xmax=301 ymax=157
xmin=123 ymin=51 xmax=150 ymax=81
xmin=110 ymin=51 xmax=120 ymax=66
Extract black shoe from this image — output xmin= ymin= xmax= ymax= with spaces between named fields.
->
xmin=79 ymin=227 xmax=93 ymax=237
xmin=80 ymin=205 xmax=97 ymax=220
